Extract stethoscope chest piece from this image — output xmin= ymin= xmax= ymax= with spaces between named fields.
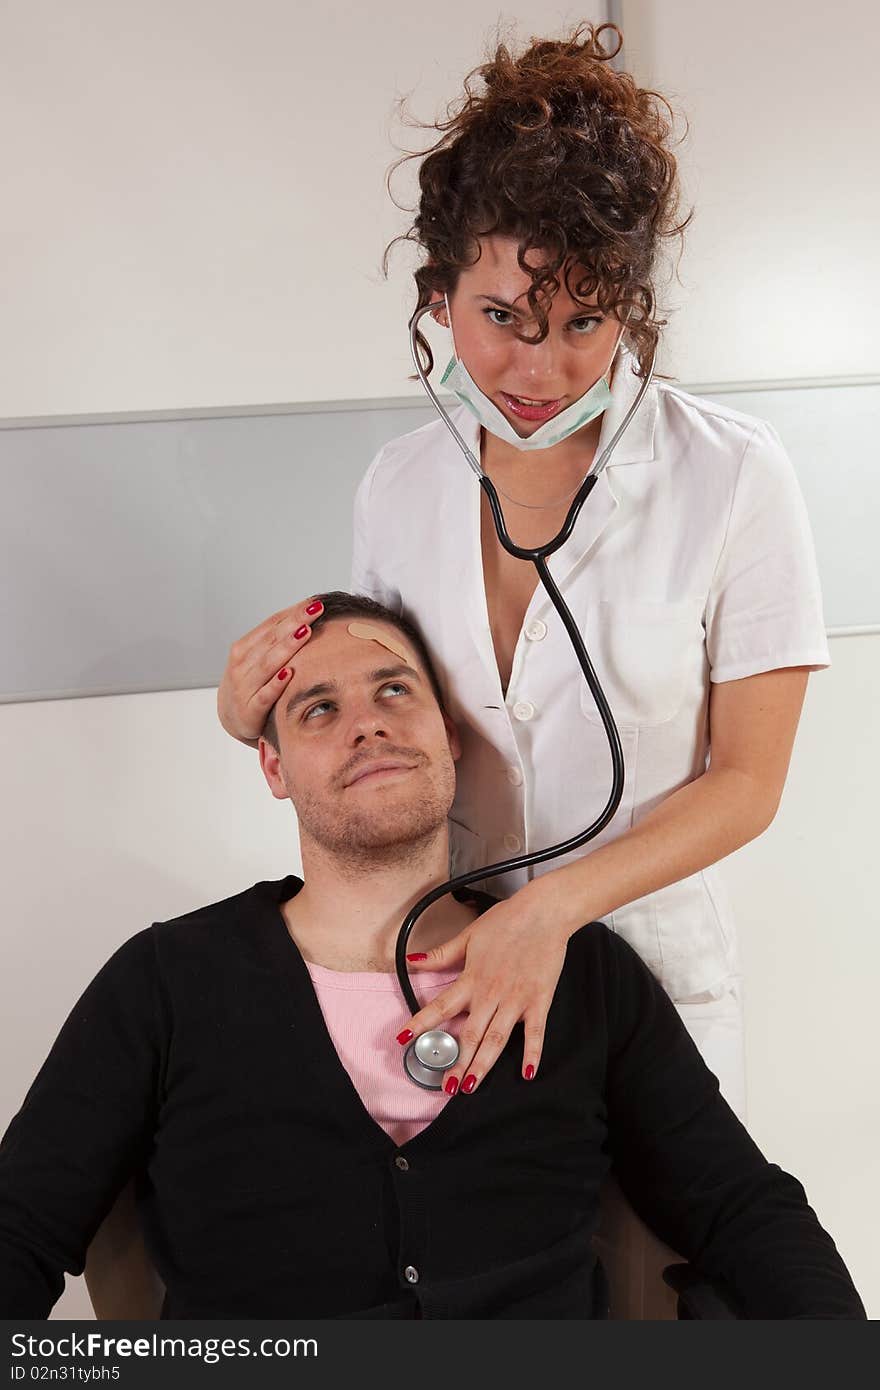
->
xmin=403 ymin=1029 xmax=460 ymax=1090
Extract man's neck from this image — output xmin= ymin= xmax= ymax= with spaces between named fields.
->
xmin=282 ymin=830 xmax=478 ymax=973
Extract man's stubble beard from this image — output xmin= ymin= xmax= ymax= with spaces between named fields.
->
xmin=289 ymin=766 xmax=456 ymax=874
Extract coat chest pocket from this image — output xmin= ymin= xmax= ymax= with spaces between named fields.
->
xmin=579 ymin=598 xmax=706 ymax=729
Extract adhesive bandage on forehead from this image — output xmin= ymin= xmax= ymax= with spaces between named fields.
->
xmin=346 ymin=621 xmax=415 ymax=666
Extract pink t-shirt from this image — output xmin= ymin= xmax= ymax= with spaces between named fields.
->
xmin=306 ymin=962 xmax=466 ymax=1146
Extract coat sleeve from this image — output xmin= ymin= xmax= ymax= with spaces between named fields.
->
xmin=600 ymin=930 xmax=865 ymax=1318
xmin=704 ymin=421 xmax=830 ymax=683
xmin=0 ymin=930 xmax=165 ymax=1316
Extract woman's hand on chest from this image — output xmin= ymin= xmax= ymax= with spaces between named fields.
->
xmin=395 ymin=873 xmax=583 ymax=1093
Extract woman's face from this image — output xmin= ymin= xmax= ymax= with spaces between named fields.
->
xmin=437 ymin=234 xmax=623 ymax=434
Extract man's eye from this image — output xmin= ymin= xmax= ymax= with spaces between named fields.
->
xmin=484 ymin=307 xmax=515 ymax=327
xmin=379 ymin=682 xmax=409 ymax=698
xmin=569 ymin=316 xmax=603 ymax=335
xmin=303 ymin=700 xmax=335 ymax=721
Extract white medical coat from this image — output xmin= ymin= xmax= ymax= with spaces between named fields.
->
xmin=350 ymin=355 xmax=829 ymax=1001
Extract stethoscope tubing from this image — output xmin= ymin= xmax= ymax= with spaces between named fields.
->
xmin=396 ymin=301 xmax=655 ymax=1019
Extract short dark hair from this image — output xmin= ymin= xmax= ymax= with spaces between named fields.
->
xmin=261 ymin=591 xmax=446 ymax=749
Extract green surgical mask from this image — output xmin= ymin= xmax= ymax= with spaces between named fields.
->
xmin=440 ymin=294 xmax=623 ymax=451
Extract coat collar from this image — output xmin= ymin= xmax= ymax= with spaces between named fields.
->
xmin=594 ymin=348 xmax=659 ymax=467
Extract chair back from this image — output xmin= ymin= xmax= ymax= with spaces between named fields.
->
xmin=84 ymin=1177 xmax=165 ymax=1320
xmin=594 ymin=1175 xmax=680 ymax=1319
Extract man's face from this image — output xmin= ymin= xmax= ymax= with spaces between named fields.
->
xmin=259 ymin=618 xmax=460 ymax=861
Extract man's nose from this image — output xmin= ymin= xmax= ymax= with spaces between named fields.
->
xmin=347 ymin=706 xmax=390 ymax=745
xmin=352 ymin=726 xmax=389 ymax=746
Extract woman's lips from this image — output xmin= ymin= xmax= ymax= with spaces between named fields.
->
xmin=499 ymin=391 xmax=564 ymax=422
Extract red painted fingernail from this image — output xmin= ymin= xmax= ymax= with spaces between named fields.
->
xmin=396 ymin=1029 xmax=414 ymax=1045
xmin=406 ymin=952 xmax=428 ymax=961
xmin=277 ymin=668 xmax=290 ymax=681
xmin=293 ymin=624 xmax=309 ymax=640
xmin=305 ymin=600 xmax=323 ymax=616
xmin=524 ymin=1064 xmax=535 ymax=1081
xmin=444 ymin=1076 xmax=459 ymax=1096
xmin=461 ymin=1074 xmax=477 ymax=1094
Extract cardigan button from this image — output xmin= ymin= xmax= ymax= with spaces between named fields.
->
xmin=404 ymin=1265 xmax=420 ymax=1284
xmin=395 ymin=1156 xmax=410 ymax=1172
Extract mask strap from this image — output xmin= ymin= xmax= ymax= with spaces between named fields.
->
xmin=602 ymin=320 xmax=628 ymax=388
xmin=443 ymin=292 xmax=460 ymax=361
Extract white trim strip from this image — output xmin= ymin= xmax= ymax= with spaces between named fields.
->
xmin=2 ymin=627 xmax=876 ymax=706
xmin=606 ymin=0 xmax=626 ymax=71
xmin=683 ymin=374 xmax=880 ymax=397
xmin=0 ymin=395 xmax=435 ymax=432
xmin=1 ymin=375 xmax=877 ymax=432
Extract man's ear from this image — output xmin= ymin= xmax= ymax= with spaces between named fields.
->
xmin=258 ymin=737 xmax=291 ymax=802
xmin=442 ymin=711 xmax=462 ymax=761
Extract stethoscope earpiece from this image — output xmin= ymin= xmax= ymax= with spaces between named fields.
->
xmin=403 ymin=1029 xmax=460 ymax=1090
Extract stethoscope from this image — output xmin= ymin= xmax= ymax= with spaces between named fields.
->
xmin=398 ymin=300 xmax=657 ymax=1088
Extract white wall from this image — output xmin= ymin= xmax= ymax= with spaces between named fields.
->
xmin=0 ymin=0 xmax=604 ymax=418
xmin=727 ymin=635 xmax=880 ymax=1315
xmin=621 ymin=0 xmax=879 ymax=384
xmin=1 ymin=0 xmax=877 ymax=1319
xmin=1 ymin=1 xmax=874 ymax=419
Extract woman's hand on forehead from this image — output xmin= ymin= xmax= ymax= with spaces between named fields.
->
xmin=217 ymin=596 xmax=324 ymax=745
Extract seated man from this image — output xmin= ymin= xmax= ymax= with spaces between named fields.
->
xmin=0 ymin=593 xmax=865 ymax=1319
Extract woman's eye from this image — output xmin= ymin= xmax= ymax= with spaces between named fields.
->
xmin=569 ymin=316 xmax=603 ymax=335
xmin=303 ymin=700 xmax=335 ymax=721
xmin=484 ymin=307 xmax=514 ymax=327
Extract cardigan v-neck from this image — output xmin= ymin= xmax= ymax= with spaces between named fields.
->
xmin=302 ymin=957 xmax=463 ymax=1147
xmin=262 ymin=878 xmax=478 ymax=1155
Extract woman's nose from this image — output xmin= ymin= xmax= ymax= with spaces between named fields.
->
xmin=514 ymin=331 xmax=559 ymax=384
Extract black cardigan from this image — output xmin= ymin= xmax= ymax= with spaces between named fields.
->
xmin=0 ymin=877 xmax=865 ymax=1318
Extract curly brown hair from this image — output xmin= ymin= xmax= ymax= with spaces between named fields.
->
xmin=385 ymin=21 xmax=690 ymax=380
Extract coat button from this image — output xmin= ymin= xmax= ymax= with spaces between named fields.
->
xmin=525 ymin=619 xmax=547 ymax=641
xmin=404 ymin=1265 xmax=420 ymax=1284
xmin=512 ymin=701 xmax=535 ymax=722
xmin=503 ymin=833 xmax=522 ymax=853
xmin=506 ymin=766 xmax=524 ymax=786
xmin=395 ymin=1155 xmax=410 ymax=1172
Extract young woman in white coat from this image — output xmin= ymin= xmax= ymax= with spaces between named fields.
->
xmin=217 ymin=25 xmax=828 ymax=1123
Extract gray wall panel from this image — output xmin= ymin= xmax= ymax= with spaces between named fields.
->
xmin=1 ymin=381 xmax=877 ymax=703
xmin=0 ymin=404 xmax=435 ymax=702
xmin=707 ymin=381 xmax=879 ymax=635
